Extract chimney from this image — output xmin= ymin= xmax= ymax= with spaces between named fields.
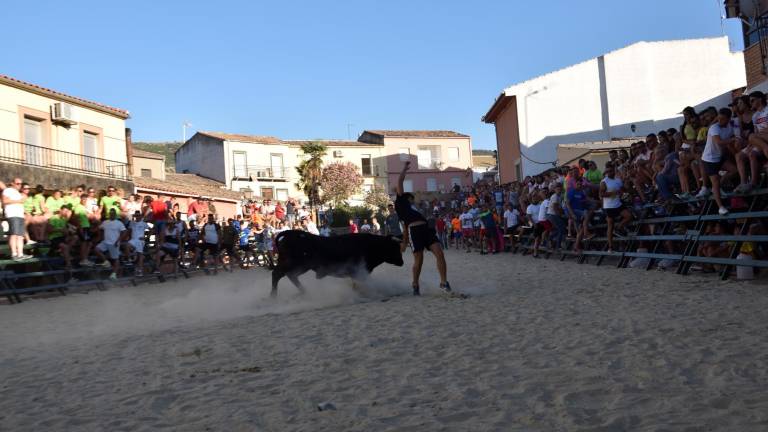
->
xmin=125 ymin=127 xmax=134 ymax=177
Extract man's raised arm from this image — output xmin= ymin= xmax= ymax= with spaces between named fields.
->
xmin=397 ymin=161 xmax=411 ymax=195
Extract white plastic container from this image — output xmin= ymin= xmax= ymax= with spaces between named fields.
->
xmin=736 ymin=253 xmax=755 ymax=280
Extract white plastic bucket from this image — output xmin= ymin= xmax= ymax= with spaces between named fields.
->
xmin=736 ymin=253 xmax=755 ymax=280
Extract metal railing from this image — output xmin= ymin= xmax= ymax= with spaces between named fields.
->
xmin=746 ymin=11 xmax=768 ymax=73
xmin=0 ymin=138 xmax=130 ymax=181
xmin=233 ymin=165 xmax=290 ymax=180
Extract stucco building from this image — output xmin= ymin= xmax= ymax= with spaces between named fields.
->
xmin=0 ymin=74 xmax=132 ymax=190
xmin=483 ymin=37 xmax=746 ymax=182
xmin=132 ymin=148 xmax=166 ymax=180
xmin=175 ymin=129 xmax=472 ymax=203
xmin=358 ymin=130 xmax=473 ymax=194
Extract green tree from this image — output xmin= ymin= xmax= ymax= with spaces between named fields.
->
xmin=295 ymin=141 xmax=327 ymax=208
xmin=320 ymin=161 xmax=364 ymax=206
xmin=364 ymin=185 xmax=391 ymax=211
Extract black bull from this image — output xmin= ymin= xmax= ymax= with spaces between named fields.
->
xmin=271 ymin=230 xmax=404 ymax=297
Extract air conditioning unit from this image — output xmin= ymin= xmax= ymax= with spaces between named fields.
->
xmin=256 ymin=170 xmax=269 ymax=178
xmin=333 ymin=150 xmax=343 ymax=157
xmin=52 ymin=102 xmax=77 ymax=125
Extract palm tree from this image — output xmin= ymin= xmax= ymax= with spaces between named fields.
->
xmin=295 ymin=141 xmax=327 ymax=209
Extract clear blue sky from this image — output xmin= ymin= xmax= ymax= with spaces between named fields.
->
xmin=2 ymin=0 xmax=742 ymax=149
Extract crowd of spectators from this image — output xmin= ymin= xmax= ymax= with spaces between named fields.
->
xmin=0 ymin=181 xmax=325 ymax=279
xmin=406 ymin=93 xmax=768 ymax=270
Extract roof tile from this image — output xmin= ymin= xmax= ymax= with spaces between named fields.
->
xmin=0 ymin=74 xmax=130 ymax=118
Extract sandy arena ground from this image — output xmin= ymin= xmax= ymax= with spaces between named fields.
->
xmin=2 ymin=249 xmax=768 ymax=431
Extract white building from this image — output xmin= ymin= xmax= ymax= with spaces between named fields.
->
xmin=175 ymin=131 xmax=387 ymax=204
xmin=483 ymin=37 xmax=747 ymax=181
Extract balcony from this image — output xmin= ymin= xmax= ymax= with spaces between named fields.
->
xmin=232 ymin=164 xmax=290 ymax=182
xmin=0 ymin=138 xmax=130 ymax=181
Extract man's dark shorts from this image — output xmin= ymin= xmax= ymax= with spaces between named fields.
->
xmin=408 ymin=224 xmax=439 ymax=253
xmin=7 ymin=217 xmax=24 ymax=236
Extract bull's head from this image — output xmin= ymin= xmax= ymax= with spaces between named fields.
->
xmin=384 ymin=235 xmax=404 ymax=267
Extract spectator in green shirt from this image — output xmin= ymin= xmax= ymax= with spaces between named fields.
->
xmin=45 ymin=190 xmax=65 ymax=215
xmin=46 ymin=205 xmax=75 ymax=268
xmin=73 ymin=193 xmax=95 ymax=266
xmin=24 ymin=184 xmax=48 ymax=242
xmin=99 ymin=185 xmax=123 ymax=220
xmin=63 ymin=185 xmax=84 ymax=208
xmin=584 ymin=161 xmax=603 ymax=184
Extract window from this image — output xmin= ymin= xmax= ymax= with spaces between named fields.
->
xmin=276 ymin=189 xmax=289 ymax=201
xmin=451 ymin=177 xmax=461 ymax=188
xmin=260 ymin=187 xmax=274 ymax=200
xmin=363 ymin=184 xmax=373 ymax=194
xmin=426 ymin=178 xmax=437 ymax=192
xmin=233 ymin=151 xmax=247 ymax=178
xmin=23 ymin=117 xmax=43 ymax=165
xmin=270 ymin=153 xmax=284 ymax=178
xmin=140 ymin=169 xmax=152 ymax=177
xmin=403 ymin=180 xmax=413 ymax=193
xmin=399 ymin=148 xmax=410 ymax=162
xmin=361 ymin=154 xmax=372 ymax=176
xmin=83 ymin=131 xmax=99 ymax=172
xmin=447 ymin=147 xmax=459 ymax=162
xmin=417 ymin=146 xmax=441 ymax=169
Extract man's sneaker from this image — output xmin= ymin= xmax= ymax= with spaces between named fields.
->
xmin=11 ymin=255 xmax=22 ymax=261
xmin=109 ymin=272 xmax=117 ymax=280
xmin=718 ymin=206 xmax=729 ymax=215
xmin=19 ymin=254 xmax=34 ymax=260
xmin=26 ymin=240 xmax=37 ymax=245
xmin=695 ymin=187 xmax=711 ymax=199
xmin=676 ymin=192 xmax=692 ymax=200
xmin=440 ymin=281 xmax=452 ymax=292
xmin=135 ymin=270 xmax=144 ymax=277
xmin=79 ymin=259 xmax=95 ymax=267
xmin=100 ymin=261 xmax=112 ymax=268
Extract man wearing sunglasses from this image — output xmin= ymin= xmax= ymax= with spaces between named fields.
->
xmin=3 ymin=177 xmax=32 ymax=260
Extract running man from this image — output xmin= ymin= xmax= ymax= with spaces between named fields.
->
xmin=395 ymin=161 xmax=450 ymax=296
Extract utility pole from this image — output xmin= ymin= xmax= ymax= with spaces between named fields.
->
xmin=347 ymin=123 xmax=355 ymax=140
xmin=182 ymin=121 xmax=192 ymax=143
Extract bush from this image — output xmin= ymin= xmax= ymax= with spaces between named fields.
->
xmin=328 ymin=205 xmax=373 ymax=227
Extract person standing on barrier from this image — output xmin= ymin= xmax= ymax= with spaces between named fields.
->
xmin=3 ymin=178 xmax=32 ymax=261
xmin=600 ymin=165 xmax=632 ymax=253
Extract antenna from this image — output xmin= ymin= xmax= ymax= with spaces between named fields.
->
xmin=347 ymin=123 xmax=355 ymax=140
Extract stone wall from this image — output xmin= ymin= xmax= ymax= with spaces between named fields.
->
xmin=0 ymin=161 xmax=133 ymax=192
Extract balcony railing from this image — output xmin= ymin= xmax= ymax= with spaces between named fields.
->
xmin=233 ymin=164 xmax=290 ymax=181
xmin=0 ymin=138 xmax=130 ymax=181
xmin=746 ymin=11 xmax=768 ymax=74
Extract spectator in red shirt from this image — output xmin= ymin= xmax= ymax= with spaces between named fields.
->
xmin=151 ymin=194 xmax=169 ymax=233
xmin=275 ymin=201 xmax=286 ymax=221
xmin=349 ymin=219 xmax=359 ymax=233
xmin=187 ymin=196 xmax=206 ymax=223
xmin=435 ymin=216 xmax=447 ymax=248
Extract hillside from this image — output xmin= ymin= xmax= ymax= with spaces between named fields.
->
xmin=133 ymin=142 xmax=182 ymax=168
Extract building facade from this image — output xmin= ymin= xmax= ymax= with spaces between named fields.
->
xmin=0 ymin=74 xmax=132 ymax=190
xmin=483 ymin=37 xmax=746 ymax=182
xmin=175 ymin=132 xmax=388 ymax=204
xmin=132 ymin=148 xmax=166 ymax=180
xmin=175 ymin=129 xmax=472 ymax=203
xmin=358 ymin=130 xmax=473 ymax=194
xmin=725 ymin=0 xmax=768 ymax=90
